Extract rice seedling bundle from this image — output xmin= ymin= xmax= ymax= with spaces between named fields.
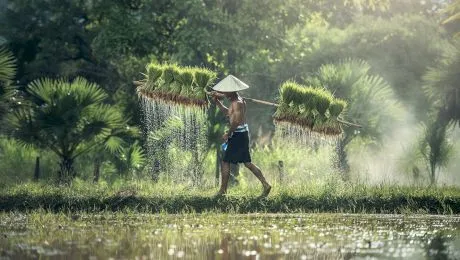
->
xmin=274 ymin=81 xmax=347 ymax=136
xmin=137 ymin=63 xmax=217 ymax=108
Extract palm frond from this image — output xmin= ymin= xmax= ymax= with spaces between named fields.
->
xmin=423 ymin=42 xmax=460 ymax=125
xmin=0 ymin=46 xmax=16 ymax=84
xmin=0 ymin=47 xmax=17 ymax=125
xmin=105 ymin=136 xmax=126 ymax=154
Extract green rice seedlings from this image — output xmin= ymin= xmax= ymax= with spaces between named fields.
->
xmin=273 ymin=102 xmax=290 ymax=122
xmin=315 ymin=88 xmax=333 ymax=116
xmin=179 ymin=85 xmax=194 ymax=103
xmin=312 ymin=113 xmax=327 ymax=133
xmin=280 ymin=81 xmax=301 ymax=105
xmin=302 ymin=88 xmax=318 ymax=112
xmin=193 ymin=88 xmax=207 ymax=107
xmin=178 ymin=68 xmax=194 ymax=88
xmin=275 ymin=80 xmax=344 ymax=135
xmin=193 ymin=68 xmax=217 ymax=107
xmin=328 ymin=99 xmax=347 ymax=118
xmin=298 ymin=105 xmax=315 ymax=128
xmin=194 ymin=68 xmax=217 ymax=90
xmin=169 ymin=66 xmax=183 ymax=98
xmin=316 ymin=116 xmax=342 ymax=135
xmin=146 ymin=63 xmax=163 ymax=92
xmin=174 ymin=68 xmax=193 ymax=105
xmin=158 ymin=65 xmax=176 ymax=94
xmin=277 ymin=82 xmax=313 ymax=126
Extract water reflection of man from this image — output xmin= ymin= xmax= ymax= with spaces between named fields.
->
xmin=210 ymin=75 xmax=271 ymax=197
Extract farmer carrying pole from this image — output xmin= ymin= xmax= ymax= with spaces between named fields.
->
xmin=210 ymin=75 xmax=271 ymax=197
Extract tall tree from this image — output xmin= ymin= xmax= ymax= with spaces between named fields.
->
xmin=420 ymin=41 xmax=460 ymax=184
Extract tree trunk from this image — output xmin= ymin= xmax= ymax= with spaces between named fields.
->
xmin=58 ymin=156 xmax=75 ymax=184
xmin=93 ymin=158 xmax=101 ymax=183
xmin=215 ymin=147 xmax=221 ymax=187
xmin=151 ymin=159 xmax=161 ymax=182
xmin=229 ymin=163 xmax=240 ymax=186
xmin=278 ymin=160 xmax=284 ymax=184
xmin=334 ymin=136 xmax=351 ymax=180
xmin=33 ymin=156 xmax=40 ymax=181
xmin=430 ymin=160 xmax=436 ymax=186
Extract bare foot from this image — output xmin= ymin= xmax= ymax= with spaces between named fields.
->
xmin=260 ymin=184 xmax=271 ymax=198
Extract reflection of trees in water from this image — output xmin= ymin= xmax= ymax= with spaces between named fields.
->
xmin=425 ymin=232 xmax=450 ymax=260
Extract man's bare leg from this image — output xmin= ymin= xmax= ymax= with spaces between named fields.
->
xmin=217 ymin=161 xmax=230 ymax=195
xmin=244 ymin=162 xmax=271 ymax=196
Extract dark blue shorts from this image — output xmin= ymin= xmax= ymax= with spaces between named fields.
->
xmin=223 ymin=131 xmax=251 ymax=164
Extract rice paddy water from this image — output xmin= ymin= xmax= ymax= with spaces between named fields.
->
xmin=2 ymin=213 xmax=460 ymax=259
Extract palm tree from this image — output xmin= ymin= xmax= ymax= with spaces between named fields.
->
xmin=423 ymin=42 xmax=460 ymax=127
xmin=0 ymin=46 xmax=16 ymax=130
xmin=8 ymin=77 xmax=128 ymax=183
xmin=419 ymin=118 xmax=453 ymax=185
xmin=306 ymin=59 xmax=401 ymax=178
xmin=421 ymin=42 xmax=460 ymax=184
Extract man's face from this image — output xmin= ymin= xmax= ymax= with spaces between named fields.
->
xmin=222 ymin=92 xmax=235 ymax=99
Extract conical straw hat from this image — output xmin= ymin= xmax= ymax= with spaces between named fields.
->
xmin=212 ymin=75 xmax=250 ymax=92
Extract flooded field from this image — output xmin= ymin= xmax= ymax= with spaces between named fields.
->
xmin=1 ymin=213 xmax=460 ymax=259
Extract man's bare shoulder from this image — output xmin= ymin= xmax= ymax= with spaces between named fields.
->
xmin=231 ymin=100 xmax=244 ymax=110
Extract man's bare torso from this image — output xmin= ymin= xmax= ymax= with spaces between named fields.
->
xmin=228 ymin=97 xmax=247 ymax=126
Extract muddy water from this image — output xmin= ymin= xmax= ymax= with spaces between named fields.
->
xmin=1 ymin=213 xmax=460 ymax=259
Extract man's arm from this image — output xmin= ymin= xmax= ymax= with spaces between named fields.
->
xmin=211 ymin=92 xmax=229 ymax=114
xmin=215 ymin=99 xmax=229 ymax=115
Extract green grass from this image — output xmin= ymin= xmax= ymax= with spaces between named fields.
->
xmin=1 ymin=180 xmax=460 ymax=214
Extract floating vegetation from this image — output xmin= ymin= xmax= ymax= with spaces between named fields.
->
xmin=273 ymin=81 xmax=347 ymax=145
xmin=137 ymin=63 xmax=217 ymax=182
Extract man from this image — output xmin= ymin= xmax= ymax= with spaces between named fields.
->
xmin=210 ymin=75 xmax=271 ymax=197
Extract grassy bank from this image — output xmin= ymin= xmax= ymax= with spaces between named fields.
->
xmin=1 ymin=180 xmax=460 ymax=214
